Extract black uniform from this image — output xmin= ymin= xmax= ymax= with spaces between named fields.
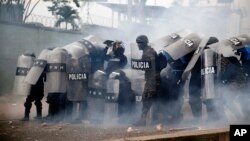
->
xmin=66 ymin=59 xmax=88 ymax=121
xmin=189 ymin=37 xmax=219 ymax=122
xmin=142 ymin=46 xmax=161 ymax=119
xmin=162 ymin=55 xmax=190 ymax=123
xmin=117 ymin=70 xmax=135 ymax=122
xmin=133 ymin=35 xmax=161 ymax=126
xmin=22 ymin=72 xmax=45 ymax=121
xmin=189 ymin=57 xmax=202 ymax=121
xmin=219 ymin=56 xmax=246 ymax=121
xmin=239 ymin=46 xmax=250 ymax=119
xmin=104 ymin=42 xmax=127 ymax=75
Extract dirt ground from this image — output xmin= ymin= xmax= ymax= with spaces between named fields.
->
xmin=0 ymin=94 xmax=227 ymax=141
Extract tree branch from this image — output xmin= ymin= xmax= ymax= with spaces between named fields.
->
xmin=24 ymin=0 xmax=41 ymax=22
xmin=24 ymin=0 xmax=31 ymax=11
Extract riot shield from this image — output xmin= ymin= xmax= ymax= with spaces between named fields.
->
xmin=201 ymin=48 xmax=218 ymax=100
xmin=130 ymin=43 xmax=145 ymax=102
xmin=25 ymin=48 xmax=52 ymax=85
xmin=64 ymin=45 xmax=91 ymax=101
xmin=103 ymin=71 xmax=120 ymax=124
xmin=62 ymin=35 xmax=106 ymax=74
xmin=79 ymin=36 xmax=106 ymax=73
xmin=182 ymin=37 xmax=210 ymax=81
xmin=106 ymin=71 xmax=120 ymax=102
xmin=151 ymin=29 xmax=192 ymax=51
xmin=45 ymin=48 xmax=67 ymax=93
xmin=87 ymin=70 xmax=107 ymax=123
xmin=12 ymin=53 xmax=35 ymax=95
xmin=84 ymin=35 xmax=105 ymax=45
xmin=63 ymin=42 xmax=89 ymax=57
xmin=88 ymin=70 xmax=107 ymax=98
xmin=161 ymin=33 xmax=202 ymax=61
xmin=209 ymin=34 xmax=250 ymax=58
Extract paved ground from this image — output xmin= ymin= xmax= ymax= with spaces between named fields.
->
xmin=0 ymin=120 xmax=167 ymax=141
xmin=0 ymin=95 xmax=230 ymax=141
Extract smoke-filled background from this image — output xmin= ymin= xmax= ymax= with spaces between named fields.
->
xmin=1 ymin=0 xmax=250 ymax=94
xmin=0 ymin=0 xmax=250 ymax=133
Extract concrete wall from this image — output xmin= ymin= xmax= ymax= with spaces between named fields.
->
xmin=0 ymin=21 xmax=86 ymax=95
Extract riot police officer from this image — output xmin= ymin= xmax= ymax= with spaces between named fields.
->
xmin=133 ymin=35 xmax=161 ymax=126
xmin=189 ymin=37 xmax=219 ymax=122
xmin=21 ymin=53 xmax=45 ymax=121
xmin=104 ymin=40 xmax=127 ymax=75
xmin=116 ymin=70 xmax=136 ymax=123
xmin=237 ymin=44 xmax=250 ymax=120
xmin=161 ymin=56 xmax=189 ymax=124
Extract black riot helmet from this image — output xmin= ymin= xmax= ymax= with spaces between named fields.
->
xmin=204 ymin=36 xmax=219 ymax=49
xmin=136 ymin=35 xmax=149 ymax=50
xmin=207 ymin=36 xmax=219 ymax=45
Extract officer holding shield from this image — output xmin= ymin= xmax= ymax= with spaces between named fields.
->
xmin=104 ymin=40 xmax=128 ymax=75
xmin=21 ymin=53 xmax=46 ymax=121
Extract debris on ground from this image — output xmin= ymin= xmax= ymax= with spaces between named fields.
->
xmin=155 ymin=124 xmax=164 ymax=132
xmin=169 ymin=127 xmax=200 ymax=132
xmin=8 ymin=121 xmax=12 ymax=125
xmin=41 ymin=122 xmax=47 ymax=127
xmin=127 ymin=127 xmax=134 ymax=133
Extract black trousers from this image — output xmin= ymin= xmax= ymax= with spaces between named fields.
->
xmin=24 ymin=92 xmax=44 ymax=117
xmin=46 ymin=93 xmax=68 ymax=121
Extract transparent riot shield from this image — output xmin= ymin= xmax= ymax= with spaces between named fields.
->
xmin=45 ymin=48 xmax=67 ymax=94
xmin=25 ymin=48 xmax=52 ymax=85
xmin=151 ymin=29 xmax=192 ymax=52
xmin=12 ymin=53 xmax=35 ymax=95
xmin=103 ymin=71 xmax=120 ymax=124
xmin=201 ymin=48 xmax=218 ymax=100
xmin=87 ymin=70 xmax=107 ymax=123
xmin=84 ymin=35 xmax=105 ymax=45
xmin=130 ymin=43 xmax=145 ymax=103
xmin=73 ymin=36 xmax=107 ymax=123
xmin=64 ymin=45 xmax=90 ymax=102
xmin=209 ymin=34 xmax=250 ymax=58
xmin=182 ymin=37 xmax=210 ymax=81
xmin=162 ymin=33 xmax=202 ymax=61
xmin=106 ymin=72 xmax=120 ymax=102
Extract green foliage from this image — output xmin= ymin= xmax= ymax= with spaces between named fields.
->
xmin=44 ymin=0 xmax=81 ymax=30
xmin=55 ymin=5 xmax=80 ymax=29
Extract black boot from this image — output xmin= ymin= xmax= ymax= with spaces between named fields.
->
xmin=34 ymin=101 xmax=42 ymax=120
xmin=34 ymin=109 xmax=42 ymax=120
xmin=21 ymin=108 xmax=30 ymax=121
xmin=21 ymin=102 xmax=31 ymax=121
xmin=43 ymin=103 xmax=53 ymax=121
